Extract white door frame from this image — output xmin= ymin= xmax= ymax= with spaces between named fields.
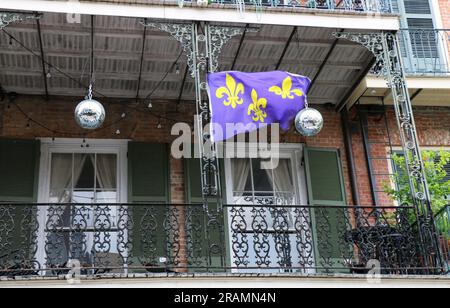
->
xmin=35 ymin=138 xmax=129 ymax=270
xmin=224 ymin=143 xmax=310 ymax=272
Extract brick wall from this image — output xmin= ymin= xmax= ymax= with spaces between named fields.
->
xmin=438 ymin=0 xmax=450 ymax=60
xmin=0 ymin=95 xmax=354 ymax=205
xmin=2 ymin=95 xmax=450 ymax=208
xmin=351 ymin=105 xmax=450 ymax=207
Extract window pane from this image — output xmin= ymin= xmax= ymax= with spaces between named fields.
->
xmin=49 ymin=189 xmax=71 ymax=203
xmin=74 ymin=154 xmax=94 ymax=189
xmin=232 ymin=158 xmax=252 ymax=193
xmin=251 ymin=159 xmax=273 ymax=193
xmin=95 ymin=154 xmax=117 ymax=189
xmin=50 ymin=153 xmax=73 ymax=191
xmin=72 ymin=190 xmax=95 ymax=203
xmin=95 ymin=190 xmax=117 ymax=204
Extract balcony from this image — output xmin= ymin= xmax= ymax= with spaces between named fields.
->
xmin=188 ymin=0 xmax=393 ymax=12
xmin=0 ymin=203 xmax=443 ymax=279
xmin=399 ymin=29 xmax=450 ymax=76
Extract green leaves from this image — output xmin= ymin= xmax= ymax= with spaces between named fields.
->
xmin=384 ymin=150 xmax=450 ymax=235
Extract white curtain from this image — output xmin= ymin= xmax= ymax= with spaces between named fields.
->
xmin=93 ymin=154 xmax=117 ymax=190
xmin=232 ymin=159 xmax=250 ymax=198
xmin=265 ymin=159 xmax=294 ymax=204
xmin=265 ymin=159 xmax=295 ymax=226
xmin=50 ymin=154 xmax=72 ymax=203
xmin=47 ymin=154 xmax=88 ymax=265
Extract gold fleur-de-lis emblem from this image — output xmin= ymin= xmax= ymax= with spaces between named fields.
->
xmin=269 ymin=76 xmax=303 ymax=99
xmin=247 ymin=89 xmax=267 ymax=123
xmin=215 ymin=73 xmax=244 ymax=108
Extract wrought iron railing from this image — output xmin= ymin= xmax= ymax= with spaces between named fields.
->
xmin=0 ymin=203 xmax=443 ymax=278
xmin=398 ymin=29 xmax=450 ymax=76
xmin=435 ymin=205 xmax=450 ymax=274
xmin=183 ymin=0 xmax=393 ymax=13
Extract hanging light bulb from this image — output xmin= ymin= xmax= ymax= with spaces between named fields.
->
xmin=46 ymin=68 xmax=52 ymax=79
xmin=116 ymin=129 xmax=121 ymax=135
xmin=9 ymin=37 xmax=13 ymax=46
xmin=121 ymin=113 xmax=126 ymax=118
xmin=175 ymin=63 xmax=180 ymax=75
xmin=157 ymin=119 xmax=162 ymax=129
xmin=148 ymin=100 xmax=153 ymax=109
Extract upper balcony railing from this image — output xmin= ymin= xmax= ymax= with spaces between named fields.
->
xmin=400 ymin=29 xmax=450 ymax=76
xmin=174 ymin=0 xmax=394 ymax=13
xmin=370 ymin=29 xmax=450 ymax=76
xmin=0 ymin=203 xmax=444 ymax=279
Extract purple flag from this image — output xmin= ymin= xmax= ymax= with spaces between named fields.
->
xmin=207 ymin=71 xmax=311 ymax=142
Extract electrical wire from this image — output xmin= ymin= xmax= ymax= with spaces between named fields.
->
xmin=1 ymin=28 xmax=189 ymax=135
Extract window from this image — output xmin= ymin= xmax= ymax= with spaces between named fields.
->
xmin=393 ymin=0 xmax=443 ymax=73
xmin=225 ymin=146 xmax=308 ymax=273
xmin=231 ymin=158 xmax=296 ymax=206
xmin=391 ymin=150 xmax=450 ymax=201
xmin=36 ymin=139 xmax=128 ymax=269
xmin=49 ymin=153 xmax=118 ymax=204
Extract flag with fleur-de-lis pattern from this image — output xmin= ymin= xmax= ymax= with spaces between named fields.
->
xmin=207 ymin=71 xmax=311 ymax=142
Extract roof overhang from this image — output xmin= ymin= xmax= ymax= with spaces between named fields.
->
xmin=0 ymin=8 xmax=397 ymax=107
xmin=346 ymin=75 xmax=450 ymax=108
xmin=0 ymin=0 xmax=401 ymax=30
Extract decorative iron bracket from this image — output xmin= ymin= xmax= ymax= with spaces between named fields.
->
xmin=334 ymin=31 xmax=444 ymax=271
xmin=0 ymin=12 xmax=42 ymax=29
xmin=142 ymin=21 xmax=254 ymax=77
xmin=141 ymin=21 xmax=196 ymax=77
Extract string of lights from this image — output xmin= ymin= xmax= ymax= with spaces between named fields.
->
xmin=1 ymin=28 xmax=189 ymax=137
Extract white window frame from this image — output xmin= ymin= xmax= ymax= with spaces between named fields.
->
xmin=224 ymin=143 xmax=308 ymax=207
xmin=35 ymin=138 xmax=129 ymax=270
xmin=224 ymin=143 xmax=310 ymax=273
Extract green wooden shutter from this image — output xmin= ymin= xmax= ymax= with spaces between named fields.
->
xmin=0 ymin=138 xmax=40 ymax=267
xmin=0 ymin=138 xmax=40 ymax=202
xmin=127 ymin=142 xmax=170 ymax=270
xmin=304 ymin=147 xmax=350 ymax=273
xmin=128 ymin=142 xmax=170 ymax=203
xmin=184 ymin=157 xmax=227 ymax=271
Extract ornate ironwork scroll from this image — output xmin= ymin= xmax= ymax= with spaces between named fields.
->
xmin=0 ymin=12 xmax=41 ymax=29
xmin=334 ymin=31 xmax=444 ymax=271
xmin=141 ymin=21 xmax=196 ymax=77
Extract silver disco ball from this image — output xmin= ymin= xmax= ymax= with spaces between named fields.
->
xmin=74 ymin=99 xmax=105 ymax=130
xmin=294 ymin=107 xmax=324 ymax=137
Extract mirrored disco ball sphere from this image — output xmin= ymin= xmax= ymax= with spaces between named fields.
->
xmin=295 ymin=107 xmax=324 ymax=137
xmin=74 ymin=99 xmax=105 ymax=130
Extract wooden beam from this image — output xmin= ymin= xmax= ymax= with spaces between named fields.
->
xmin=0 ymin=49 xmax=367 ymax=70
xmin=335 ymin=57 xmax=376 ymax=112
xmin=36 ymin=19 xmax=49 ymax=99
xmin=176 ymin=64 xmax=189 ymax=108
xmin=135 ymin=20 xmax=147 ymax=100
xmin=308 ymin=29 xmax=344 ymax=92
xmin=275 ymin=27 xmax=296 ymax=70
xmin=231 ymin=23 xmax=248 ymax=71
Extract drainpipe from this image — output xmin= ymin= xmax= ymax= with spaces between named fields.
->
xmin=341 ymin=107 xmax=361 ymax=207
